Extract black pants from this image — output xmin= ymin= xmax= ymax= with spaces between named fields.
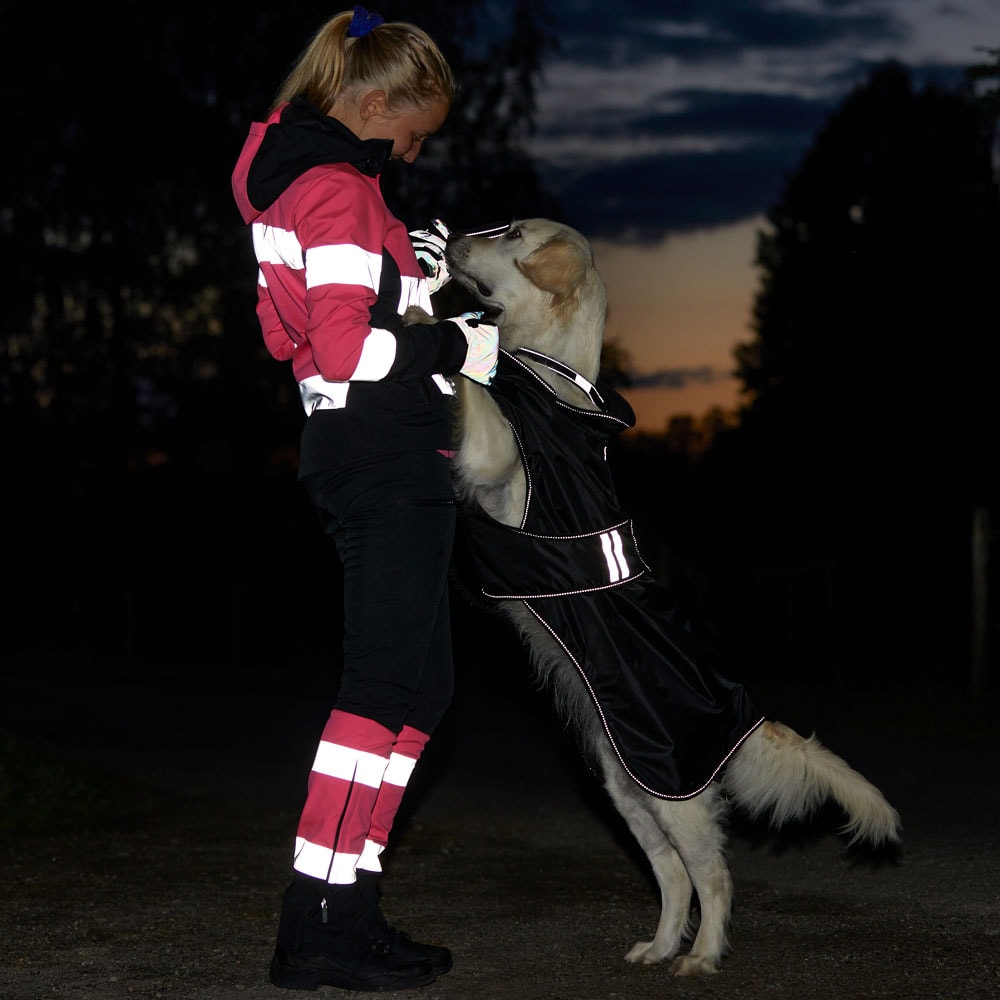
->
xmin=301 ymin=418 xmax=457 ymax=736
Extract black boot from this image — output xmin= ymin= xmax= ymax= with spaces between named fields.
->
xmin=355 ymin=869 xmax=453 ymax=975
xmin=269 ymin=873 xmax=437 ymax=992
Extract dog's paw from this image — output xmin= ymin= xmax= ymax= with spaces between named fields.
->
xmin=625 ymin=940 xmax=672 ymax=965
xmin=402 ymin=305 xmax=435 ymax=325
xmin=669 ymin=954 xmax=722 ymax=976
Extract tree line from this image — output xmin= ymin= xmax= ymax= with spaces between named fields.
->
xmin=2 ymin=7 xmax=997 ymax=696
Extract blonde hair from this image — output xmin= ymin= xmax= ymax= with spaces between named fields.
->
xmin=270 ymin=10 xmax=456 ymax=116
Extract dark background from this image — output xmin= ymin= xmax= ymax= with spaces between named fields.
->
xmin=2 ymin=4 xmax=998 ymax=716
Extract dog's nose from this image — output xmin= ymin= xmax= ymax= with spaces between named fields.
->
xmin=449 ymin=222 xmax=510 ymax=240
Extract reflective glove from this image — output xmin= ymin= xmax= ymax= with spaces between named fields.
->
xmin=449 ymin=311 xmax=499 ymax=386
xmin=409 ymin=218 xmax=452 ymax=294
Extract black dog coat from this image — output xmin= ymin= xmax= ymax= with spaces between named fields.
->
xmin=453 ymin=348 xmax=763 ymax=799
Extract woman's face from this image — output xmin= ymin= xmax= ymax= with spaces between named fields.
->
xmin=367 ymin=99 xmax=450 ymax=163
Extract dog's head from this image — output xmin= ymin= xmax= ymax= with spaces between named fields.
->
xmin=445 ymin=219 xmax=606 ymax=382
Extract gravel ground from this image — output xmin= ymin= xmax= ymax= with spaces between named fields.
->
xmin=2 ymin=677 xmax=999 ymax=1000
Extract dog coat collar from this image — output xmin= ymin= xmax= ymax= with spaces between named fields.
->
xmin=512 ymin=348 xmax=606 ymax=408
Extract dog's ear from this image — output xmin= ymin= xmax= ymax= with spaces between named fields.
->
xmin=516 ymin=235 xmax=592 ymax=306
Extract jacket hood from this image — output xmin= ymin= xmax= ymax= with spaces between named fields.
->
xmin=231 ymin=98 xmax=393 ymax=224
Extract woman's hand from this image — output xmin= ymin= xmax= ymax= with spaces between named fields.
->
xmin=450 ymin=311 xmax=499 ymax=386
xmin=409 ymin=219 xmax=452 ymax=294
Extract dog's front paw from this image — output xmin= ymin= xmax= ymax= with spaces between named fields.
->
xmin=402 ymin=305 xmax=435 ymax=325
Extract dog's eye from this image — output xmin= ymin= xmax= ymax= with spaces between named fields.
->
xmin=504 ymin=227 xmax=521 ymax=240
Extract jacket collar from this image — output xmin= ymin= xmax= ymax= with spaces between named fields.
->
xmin=245 ymin=98 xmax=393 ymax=213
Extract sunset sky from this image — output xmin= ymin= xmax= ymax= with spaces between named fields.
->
xmin=518 ymin=0 xmax=999 ymax=432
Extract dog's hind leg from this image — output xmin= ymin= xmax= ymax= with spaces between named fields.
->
xmin=600 ymin=750 xmax=693 ymax=965
xmin=649 ymin=789 xmax=731 ymax=976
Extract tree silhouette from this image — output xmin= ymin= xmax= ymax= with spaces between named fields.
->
xmin=684 ymin=60 xmax=1000 ymax=684
xmin=0 ymin=3 xmax=559 ymax=676
xmin=0 ymin=3 xmax=559 ymax=479
xmin=733 ymin=60 xmax=1000 ymax=528
xmin=966 ymin=45 xmax=1000 ymax=132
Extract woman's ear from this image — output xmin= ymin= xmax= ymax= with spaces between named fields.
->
xmin=359 ymin=90 xmax=388 ymax=121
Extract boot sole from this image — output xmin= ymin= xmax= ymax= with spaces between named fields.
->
xmin=385 ymin=939 xmax=453 ymax=975
xmin=269 ymin=950 xmax=437 ymax=992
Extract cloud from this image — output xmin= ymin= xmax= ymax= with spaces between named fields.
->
xmin=537 ymin=87 xmax=836 ymax=240
xmin=528 ymin=0 xmax=983 ymax=241
xmin=553 ymin=0 xmax=907 ymax=63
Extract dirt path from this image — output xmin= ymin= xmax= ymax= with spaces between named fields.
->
xmin=2 ymin=679 xmax=999 ymax=1000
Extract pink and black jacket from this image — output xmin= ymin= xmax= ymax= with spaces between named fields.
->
xmin=231 ymin=98 xmax=468 ymax=422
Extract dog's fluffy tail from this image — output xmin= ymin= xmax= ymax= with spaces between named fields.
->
xmin=723 ymin=721 xmax=902 ymax=847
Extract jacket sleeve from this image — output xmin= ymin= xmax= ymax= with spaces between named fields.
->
xmin=295 ymin=171 xmax=467 ymax=382
xmin=383 ymin=316 xmax=469 ymax=380
xmin=256 ymin=275 xmax=296 ymax=361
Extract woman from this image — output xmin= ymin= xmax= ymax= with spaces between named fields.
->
xmin=231 ymin=6 xmax=498 ymax=992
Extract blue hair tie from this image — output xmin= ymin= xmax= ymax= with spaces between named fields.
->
xmin=347 ymin=5 xmax=384 ymax=37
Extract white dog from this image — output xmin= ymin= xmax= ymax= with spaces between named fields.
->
xmin=412 ymin=219 xmax=902 ymax=975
